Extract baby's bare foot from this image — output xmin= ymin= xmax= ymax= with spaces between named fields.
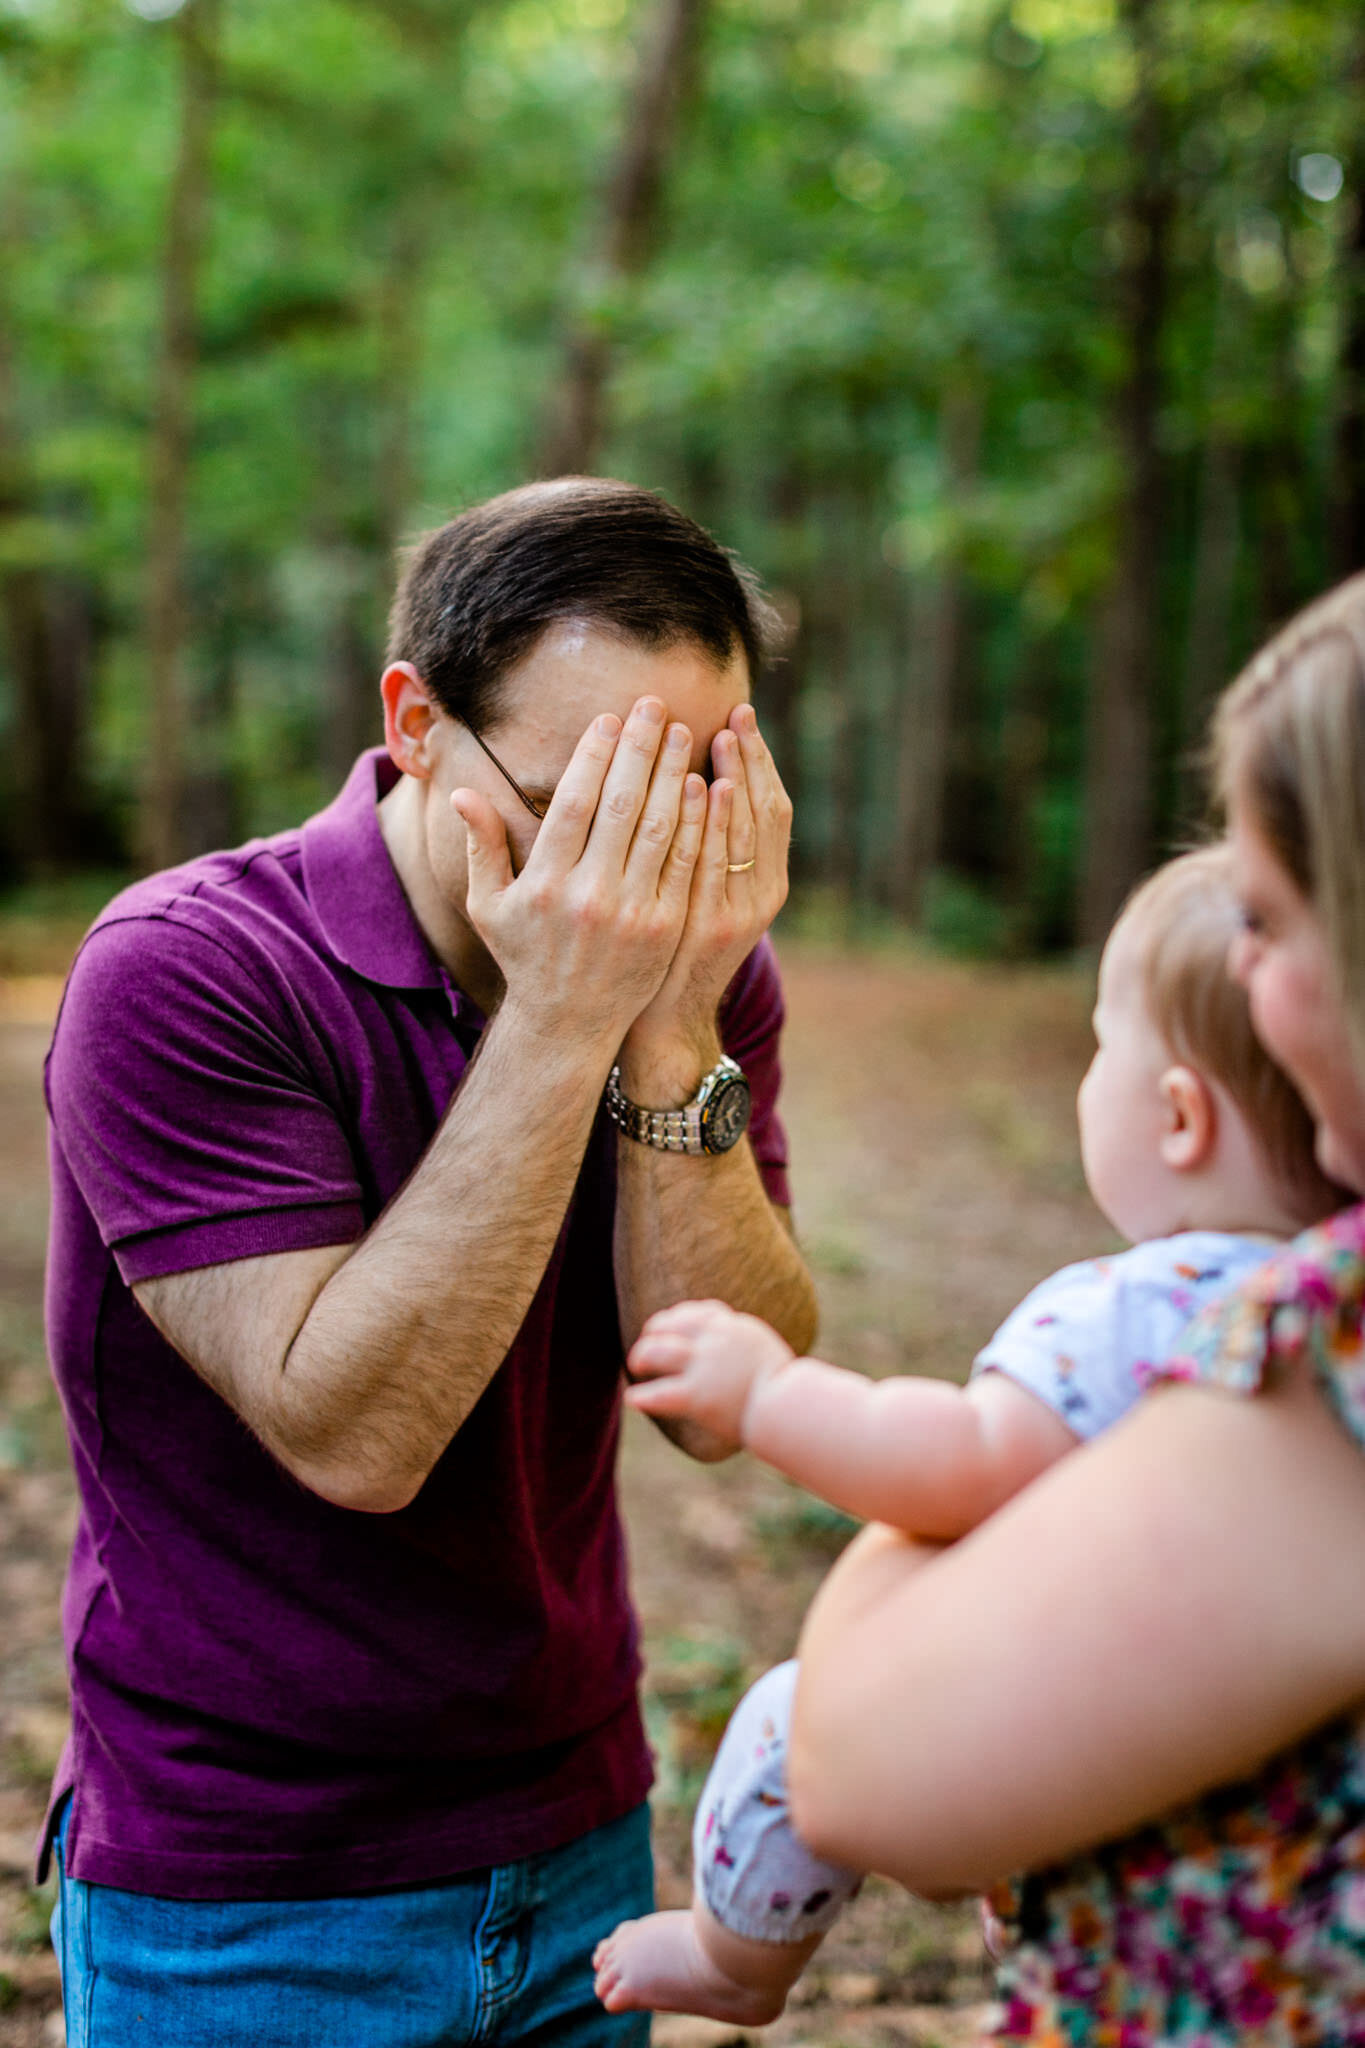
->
xmin=593 ymin=1908 xmax=788 ymax=2025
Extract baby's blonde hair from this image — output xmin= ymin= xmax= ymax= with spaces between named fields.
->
xmin=1212 ymin=572 xmax=1365 ymax=1077
xmin=1120 ymin=846 xmax=1337 ymax=1220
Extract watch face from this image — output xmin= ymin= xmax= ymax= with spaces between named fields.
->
xmin=700 ymin=1075 xmax=753 ymax=1154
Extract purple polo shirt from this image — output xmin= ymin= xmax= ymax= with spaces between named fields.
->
xmin=39 ymin=747 xmax=791 ymax=1901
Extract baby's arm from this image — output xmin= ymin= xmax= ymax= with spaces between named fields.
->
xmin=626 ymin=1302 xmax=1078 ymax=1539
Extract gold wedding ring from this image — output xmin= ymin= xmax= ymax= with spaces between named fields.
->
xmin=726 ymin=858 xmax=757 ymax=873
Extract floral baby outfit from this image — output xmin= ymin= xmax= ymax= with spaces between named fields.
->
xmin=986 ymin=1201 xmax=1365 ymax=2047
xmin=691 ymin=1658 xmax=862 ymax=1943
xmin=970 ymin=1231 xmax=1277 ymax=1439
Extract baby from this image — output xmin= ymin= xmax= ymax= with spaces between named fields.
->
xmin=594 ymin=844 xmax=1343 ymax=2028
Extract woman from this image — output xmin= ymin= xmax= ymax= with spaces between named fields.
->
xmin=788 ymin=574 xmax=1365 ymax=2043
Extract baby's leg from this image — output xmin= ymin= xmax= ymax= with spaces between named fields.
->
xmin=594 ymin=1661 xmax=861 ymax=2023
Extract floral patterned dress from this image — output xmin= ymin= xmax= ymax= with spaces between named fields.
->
xmin=985 ymin=1201 xmax=1365 ymax=2047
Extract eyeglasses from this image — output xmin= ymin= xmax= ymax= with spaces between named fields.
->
xmin=461 ymin=722 xmax=548 ymax=821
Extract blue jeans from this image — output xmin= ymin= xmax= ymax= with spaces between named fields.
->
xmin=51 ymin=1800 xmax=653 ymax=2047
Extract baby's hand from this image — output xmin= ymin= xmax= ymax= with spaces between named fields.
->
xmin=625 ymin=1299 xmax=795 ymax=1451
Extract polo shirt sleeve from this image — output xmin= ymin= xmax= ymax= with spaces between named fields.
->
xmin=719 ymin=936 xmax=791 ymax=1210
xmin=46 ymin=912 xmax=366 ymax=1285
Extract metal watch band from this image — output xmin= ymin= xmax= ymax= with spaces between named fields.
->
xmin=605 ymin=1057 xmax=745 ymax=1156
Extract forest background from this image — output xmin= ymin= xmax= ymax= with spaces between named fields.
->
xmin=1 ymin=6 xmax=1361 ymax=2041
xmin=3 ymin=0 xmax=1363 ymax=948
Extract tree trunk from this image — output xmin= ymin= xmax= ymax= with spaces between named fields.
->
xmin=320 ymin=207 xmax=427 ymax=793
xmin=138 ymin=0 xmax=221 ymax=874
xmin=1078 ymin=0 xmax=1171 ymax=945
xmin=760 ymin=462 xmax=809 ymax=883
xmin=886 ymin=380 xmax=981 ymax=923
xmin=1331 ymin=40 xmax=1365 ymax=581
xmin=375 ymin=206 xmax=424 ymax=587
xmin=823 ymin=604 xmax=859 ymax=907
xmin=0 ymin=564 xmax=98 ymax=874
xmin=1179 ymin=434 xmax=1240 ymax=770
xmin=537 ymin=0 xmax=710 ymax=476
xmin=1252 ymin=228 xmax=1313 ymax=643
xmin=184 ymin=594 xmax=240 ymax=853
xmin=0 ymin=242 xmax=97 ymax=874
xmin=998 ymin=637 xmax=1051 ymax=952
xmin=324 ymin=573 xmax=384 ymax=793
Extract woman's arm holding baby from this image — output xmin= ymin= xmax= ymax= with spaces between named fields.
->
xmin=787 ymin=1351 xmax=1365 ymax=1895
xmin=626 ymin=1301 xmax=1077 ymax=1537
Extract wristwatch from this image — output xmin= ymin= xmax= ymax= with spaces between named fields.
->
xmin=605 ymin=1055 xmax=753 ymax=1156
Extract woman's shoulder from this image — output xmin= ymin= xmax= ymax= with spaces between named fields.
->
xmin=1159 ymin=1202 xmax=1365 ymax=1413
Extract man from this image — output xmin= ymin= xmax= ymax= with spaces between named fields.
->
xmin=39 ymin=477 xmax=818 ymax=2046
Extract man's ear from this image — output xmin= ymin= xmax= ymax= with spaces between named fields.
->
xmin=380 ymin=662 xmax=438 ymax=778
xmin=1159 ymin=1064 xmax=1216 ymax=1173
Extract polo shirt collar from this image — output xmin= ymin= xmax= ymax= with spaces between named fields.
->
xmin=301 ymin=748 xmax=447 ymax=990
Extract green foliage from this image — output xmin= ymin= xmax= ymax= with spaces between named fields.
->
xmin=754 ymin=1489 xmax=860 ymax=1565
xmin=641 ymin=1631 xmax=747 ymax=1808
xmin=9 ymin=1879 xmax=58 ymax=1957
xmin=921 ymin=870 xmax=1017 ymax=957
xmin=0 ymin=877 xmax=122 ymax=972
xmin=0 ymin=0 xmax=1359 ymax=944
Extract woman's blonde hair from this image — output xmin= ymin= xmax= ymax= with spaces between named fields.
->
xmin=1121 ymin=846 xmax=1339 ymax=1221
xmin=1212 ymin=573 xmax=1365 ymax=1075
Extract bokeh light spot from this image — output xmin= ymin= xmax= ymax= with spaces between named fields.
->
xmin=1296 ymin=152 xmax=1344 ymax=203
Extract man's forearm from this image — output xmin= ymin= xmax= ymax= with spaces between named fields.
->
xmin=279 ymin=1001 xmax=617 ymax=1509
xmin=612 ymin=1033 xmax=817 ymax=1466
xmin=614 ymin=1138 xmax=816 ymax=1357
xmin=612 ymin=1023 xmax=817 ymax=1359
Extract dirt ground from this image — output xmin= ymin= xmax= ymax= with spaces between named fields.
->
xmin=0 ymin=935 xmax=1106 ymax=2048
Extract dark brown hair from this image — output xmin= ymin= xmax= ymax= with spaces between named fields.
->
xmin=385 ymin=477 xmax=776 ymax=733
xmin=1124 ymin=846 xmax=1340 ymax=1223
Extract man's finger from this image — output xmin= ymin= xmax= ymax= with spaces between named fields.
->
xmin=656 ymin=772 xmax=707 ymax=905
xmin=625 ymin=722 xmax=692 ymax=890
xmin=713 ymin=727 xmax=757 ymax=874
xmin=689 ymin=777 xmax=734 ymax=917
xmin=580 ymin=696 xmax=668 ymax=874
xmin=452 ymin=790 xmax=515 ymax=904
xmin=729 ymin=703 xmax=785 ymax=815
xmin=733 ymin=704 xmax=793 ymax=871
xmin=526 ymin=713 xmax=622 ymax=873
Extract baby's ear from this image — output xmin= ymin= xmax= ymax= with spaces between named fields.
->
xmin=1159 ymin=1064 xmax=1216 ymax=1172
